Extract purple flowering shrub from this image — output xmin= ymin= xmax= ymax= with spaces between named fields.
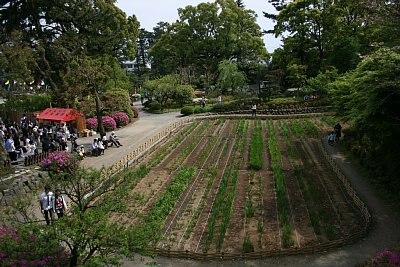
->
xmin=41 ymin=151 xmax=80 ymax=174
xmin=361 ymin=247 xmax=400 ymax=267
xmin=0 ymin=225 xmax=67 ymax=266
xmin=86 ymin=117 xmax=98 ymax=130
xmin=111 ymin=112 xmax=130 ymax=127
xmin=102 ymin=116 xmax=116 ymax=131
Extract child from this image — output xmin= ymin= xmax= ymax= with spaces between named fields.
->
xmin=328 ymin=132 xmax=335 ymax=146
xmin=53 ymin=189 xmax=67 ymax=218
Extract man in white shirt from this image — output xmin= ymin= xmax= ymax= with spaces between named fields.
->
xmin=5 ymin=135 xmax=17 ymax=161
xmin=40 ymin=185 xmax=54 ymax=225
xmin=91 ymin=138 xmax=100 ymax=156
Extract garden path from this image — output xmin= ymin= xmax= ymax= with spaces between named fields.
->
xmin=79 ymin=103 xmax=182 ymax=169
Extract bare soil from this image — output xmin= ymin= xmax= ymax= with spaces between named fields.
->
xmin=112 ymin=118 xmax=366 ymax=255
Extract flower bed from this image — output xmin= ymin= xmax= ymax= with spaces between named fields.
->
xmin=86 ymin=117 xmax=98 ymax=130
xmin=111 ymin=112 xmax=130 ymax=127
xmin=41 ymin=151 xmax=79 ymax=174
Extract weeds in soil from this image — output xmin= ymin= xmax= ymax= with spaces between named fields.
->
xmin=321 ymin=116 xmax=336 ymax=127
xmin=266 ymin=119 xmax=293 ymax=248
xmin=243 ymin=236 xmax=254 ymax=253
xmin=249 ymin=119 xmax=264 ymax=170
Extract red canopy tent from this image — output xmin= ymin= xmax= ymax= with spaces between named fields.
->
xmin=37 ymin=108 xmax=83 ymax=122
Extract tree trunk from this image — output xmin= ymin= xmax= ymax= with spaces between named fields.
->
xmin=92 ymin=87 xmax=105 ymax=138
xmin=69 ymin=248 xmax=78 ymax=267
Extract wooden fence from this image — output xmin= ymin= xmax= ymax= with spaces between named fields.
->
xmin=113 ymin=115 xmax=371 ymax=260
xmin=98 ymin=118 xmax=193 ymax=180
xmin=24 ymin=147 xmax=63 ymax=166
xmin=28 ymin=114 xmax=371 ymax=260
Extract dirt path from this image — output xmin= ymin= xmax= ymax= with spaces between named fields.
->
xmin=122 ymin=135 xmax=400 ymax=267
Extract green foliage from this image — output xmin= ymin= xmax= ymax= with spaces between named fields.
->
xmin=127 ymin=167 xmax=196 ymax=251
xmin=103 ymin=89 xmax=134 ymax=118
xmin=143 ymin=75 xmax=195 ymax=111
xmin=304 ymin=69 xmax=339 ymax=97
xmin=249 ymin=120 xmax=264 ymax=170
xmin=148 ymin=0 xmax=268 ymax=83
xmin=242 ymin=236 xmax=254 ymax=253
xmin=0 ymin=224 xmax=68 ymax=266
xmin=330 ymin=47 xmax=400 ymax=195
xmin=0 ymin=93 xmax=51 ymax=113
xmin=216 ymin=60 xmax=247 ymax=95
xmin=148 ymin=101 xmax=162 ymax=112
xmin=77 ymin=89 xmax=133 ymax=118
xmin=0 ymin=1 xmax=139 ymax=107
xmin=0 ymin=31 xmax=34 ymax=82
xmin=181 ymin=106 xmax=194 ymax=116
xmin=266 ymin=119 xmax=293 ymax=247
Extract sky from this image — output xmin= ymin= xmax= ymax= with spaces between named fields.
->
xmin=115 ymin=0 xmax=282 ymax=53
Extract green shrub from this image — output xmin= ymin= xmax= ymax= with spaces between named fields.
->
xmin=193 ymin=106 xmax=212 ymax=114
xmin=148 ymin=101 xmax=162 ymax=112
xmin=181 ymin=106 xmax=194 ymax=116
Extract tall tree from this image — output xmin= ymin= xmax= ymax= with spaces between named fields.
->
xmin=149 ymin=0 xmax=268 ymax=87
xmin=0 ymin=0 xmax=139 ymax=106
xmin=265 ymin=0 xmax=367 ymax=78
xmin=329 ymin=47 xmax=400 ymax=195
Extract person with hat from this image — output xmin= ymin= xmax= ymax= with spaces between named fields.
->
xmin=108 ymin=131 xmax=122 ymax=147
xmin=76 ymin=144 xmax=85 ymax=159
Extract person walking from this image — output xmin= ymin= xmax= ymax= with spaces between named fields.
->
xmin=40 ymin=185 xmax=54 ymax=225
xmin=53 ymin=189 xmax=67 ymax=219
xmin=328 ymin=132 xmax=335 ymax=146
xmin=251 ymin=103 xmax=257 ymax=117
xmin=334 ymin=123 xmax=342 ymax=142
xmin=5 ymin=134 xmax=17 ymax=162
xmin=217 ymin=95 xmax=222 ymax=106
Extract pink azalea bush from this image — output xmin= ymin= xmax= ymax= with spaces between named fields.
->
xmin=111 ymin=112 xmax=130 ymax=127
xmin=361 ymin=247 xmax=400 ymax=267
xmin=86 ymin=117 xmax=98 ymax=130
xmin=0 ymin=225 xmax=67 ymax=266
xmin=41 ymin=151 xmax=80 ymax=174
xmin=102 ymin=116 xmax=116 ymax=131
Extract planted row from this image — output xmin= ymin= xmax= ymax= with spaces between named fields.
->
xmin=249 ymin=120 xmax=264 ymax=170
xmin=127 ymin=167 xmax=196 ymax=250
xmin=150 ymin=121 xmax=200 ymax=167
xmin=266 ymin=120 xmax=293 ymax=248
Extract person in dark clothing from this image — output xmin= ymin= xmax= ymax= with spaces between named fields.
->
xmin=334 ymin=123 xmax=342 ymax=142
xmin=53 ymin=189 xmax=67 ymax=219
xmin=42 ymin=136 xmax=51 ymax=153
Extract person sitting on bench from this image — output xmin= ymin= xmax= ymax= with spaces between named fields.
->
xmin=91 ymin=138 xmax=100 ymax=156
xmin=108 ymin=131 xmax=122 ymax=147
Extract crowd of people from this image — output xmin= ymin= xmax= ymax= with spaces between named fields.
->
xmin=1 ymin=115 xmax=123 ymax=163
xmin=90 ymin=131 xmax=122 ymax=157
xmin=1 ymin=115 xmax=76 ymax=163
